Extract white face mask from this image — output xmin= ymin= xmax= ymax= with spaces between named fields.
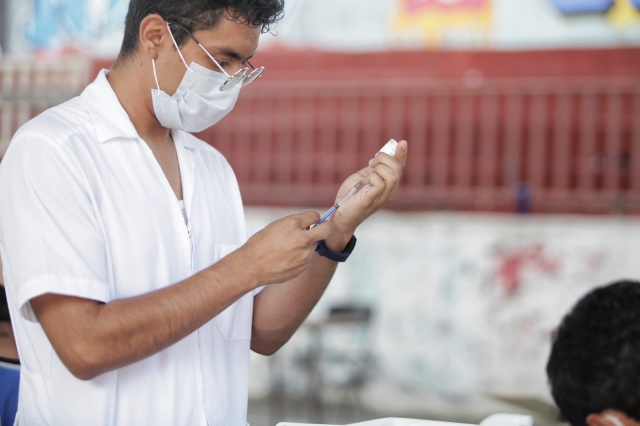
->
xmin=151 ymin=24 xmax=242 ymax=133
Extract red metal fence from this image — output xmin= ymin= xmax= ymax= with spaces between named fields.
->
xmin=2 ymin=49 xmax=640 ymax=214
xmin=202 ymin=77 xmax=640 ymax=214
xmin=0 ymin=59 xmax=91 ymax=155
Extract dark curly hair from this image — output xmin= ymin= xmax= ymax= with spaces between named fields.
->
xmin=117 ymin=0 xmax=285 ymax=61
xmin=547 ymin=280 xmax=640 ymax=426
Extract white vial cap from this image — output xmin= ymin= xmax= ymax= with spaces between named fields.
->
xmin=377 ymin=139 xmax=398 ymax=157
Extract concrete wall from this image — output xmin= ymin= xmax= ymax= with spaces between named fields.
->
xmin=245 ymin=208 xmax=640 ymax=410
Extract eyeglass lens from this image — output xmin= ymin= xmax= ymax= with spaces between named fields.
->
xmin=242 ymin=67 xmax=264 ymax=87
xmin=220 ymin=68 xmax=249 ymax=91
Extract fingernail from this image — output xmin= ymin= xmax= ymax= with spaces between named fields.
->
xmin=364 ymin=184 xmax=372 ymax=192
xmin=368 ymin=159 xmax=374 ymax=167
xmin=401 ymin=141 xmax=408 ymax=151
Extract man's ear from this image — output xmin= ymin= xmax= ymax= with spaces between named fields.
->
xmin=587 ymin=413 xmax=612 ymax=426
xmin=138 ymin=14 xmax=167 ymax=60
xmin=588 ymin=411 xmax=640 ymax=426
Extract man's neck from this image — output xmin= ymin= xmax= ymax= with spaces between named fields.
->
xmin=106 ymin=59 xmax=171 ymax=147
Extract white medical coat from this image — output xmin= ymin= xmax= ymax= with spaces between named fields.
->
xmin=0 ymin=70 xmax=258 ymax=426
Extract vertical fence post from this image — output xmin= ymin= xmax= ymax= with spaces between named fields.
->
xmin=503 ymin=90 xmax=523 ymax=190
xmin=432 ymin=91 xmax=451 ymax=197
xmin=578 ymin=90 xmax=597 ymax=204
xmin=456 ymin=92 xmax=474 ymax=194
xmin=528 ymin=90 xmax=548 ymax=211
xmin=605 ymin=90 xmax=623 ymax=210
xmin=552 ymin=92 xmax=572 ymax=200
xmin=407 ymin=91 xmax=428 ymax=195
xmin=479 ymin=90 xmax=499 ymax=207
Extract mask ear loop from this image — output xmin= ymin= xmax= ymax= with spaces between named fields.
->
xmin=151 ymin=59 xmax=161 ymax=91
xmin=165 ymin=21 xmax=190 ymax=71
xmin=605 ymin=415 xmax=625 ymax=426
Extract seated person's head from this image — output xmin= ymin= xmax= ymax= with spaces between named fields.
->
xmin=547 ymin=280 xmax=640 ymax=426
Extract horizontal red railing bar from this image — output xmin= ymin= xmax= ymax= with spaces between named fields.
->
xmin=3 ymin=49 xmax=640 ymax=214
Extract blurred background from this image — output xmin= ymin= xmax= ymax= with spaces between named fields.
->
xmin=2 ymin=0 xmax=640 ymax=425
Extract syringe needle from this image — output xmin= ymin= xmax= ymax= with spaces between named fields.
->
xmin=336 ymin=180 xmax=363 ymax=207
xmin=316 ymin=180 xmax=364 ymax=225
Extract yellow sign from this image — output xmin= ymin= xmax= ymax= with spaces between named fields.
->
xmin=608 ymin=0 xmax=640 ymax=29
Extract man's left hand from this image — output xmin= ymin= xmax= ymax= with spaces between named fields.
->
xmin=329 ymin=140 xmax=408 ymax=243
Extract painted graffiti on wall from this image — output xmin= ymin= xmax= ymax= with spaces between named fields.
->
xmin=607 ymin=0 xmax=640 ymax=29
xmin=492 ymin=244 xmax=560 ymax=295
xmin=23 ymin=0 xmax=128 ymax=51
xmin=549 ymin=0 xmax=614 ymax=14
xmin=549 ymin=0 xmax=640 ymax=29
xmin=393 ymin=0 xmax=493 ymax=48
xmin=6 ymin=0 xmax=640 ymax=55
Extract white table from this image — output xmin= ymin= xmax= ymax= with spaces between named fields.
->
xmin=277 ymin=414 xmax=534 ymax=426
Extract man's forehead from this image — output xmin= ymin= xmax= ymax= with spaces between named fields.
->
xmin=192 ymin=18 xmax=260 ymax=60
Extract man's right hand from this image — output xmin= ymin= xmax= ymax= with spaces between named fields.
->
xmin=230 ymin=210 xmax=335 ymax=286
xmin=29 ymin=210 xmax=333 ymax=380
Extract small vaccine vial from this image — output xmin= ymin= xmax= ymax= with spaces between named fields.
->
xmin=377 ymin=139 xmax=398 ymax=157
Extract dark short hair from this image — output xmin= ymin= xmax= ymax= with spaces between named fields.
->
xmin=0 ymin=286 xmax=9 ymax=323
xmin=547 ymin=280 xmax=640 ymax=426
xmin=118 ymin=0 xmax=285 ymax=61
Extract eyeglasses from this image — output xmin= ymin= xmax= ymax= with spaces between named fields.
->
xmin=166 ymin=20 xmax=264 ymax=91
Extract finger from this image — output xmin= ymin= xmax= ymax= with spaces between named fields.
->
xmin=356 ymin=166 xmax=375 ymax=179
xmin=369 ymin=152 xmax=402 ymax=170
xmin=293 ymin=210 xmax=321 ymax=229
xmin=364 ymin=172 xmax=386 ymax=199
xmin=305 ymin=220 xmax=335 ymax=242
xmin=373 ymin=164 xmax=400 ymax=190
xmin=369 ymin=153 xmax=404 ymax=176
xmin=376 ymin=167 xmax=399 ymax=201
xmin=371 ymin=140 xmax=408 ymax=164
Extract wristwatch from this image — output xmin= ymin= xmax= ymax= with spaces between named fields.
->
xmin=316 ymin=235 xmax=357 ymax=262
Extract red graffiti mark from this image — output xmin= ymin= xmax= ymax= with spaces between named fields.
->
xmin=496 ymin=246 xmax=559 ymax=295
xmin=406 ymin=0 xmax=486 ymax=13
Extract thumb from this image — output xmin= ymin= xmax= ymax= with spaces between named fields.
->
xmin=293 ymin=210 xmax=322 ymax=229
xmin=394 ymin=140 xmax=408 ymax=167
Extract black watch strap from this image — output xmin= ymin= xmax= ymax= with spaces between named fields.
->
xmin=316 ymin=235 xmax=357 ymax=262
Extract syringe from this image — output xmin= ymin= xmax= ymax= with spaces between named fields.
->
xmin=316 ymin=181 xmax=364 ymax=225
xmin=314 ymin=139 xmax=398 ymax=226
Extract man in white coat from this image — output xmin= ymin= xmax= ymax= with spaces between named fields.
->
xmin=0 ymin=0 xmax=408 ymax=425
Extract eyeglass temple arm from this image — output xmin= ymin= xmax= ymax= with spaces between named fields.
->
xmin=165 ymin=20 xmax=231 ymax=77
